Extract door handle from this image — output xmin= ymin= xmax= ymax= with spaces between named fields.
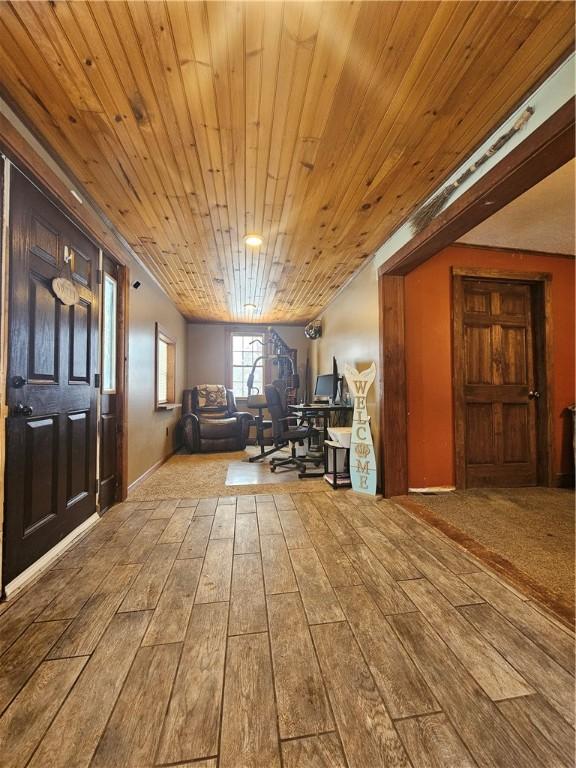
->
xmin=528 ymin=390 xmax=540 ymax=400
xmin=11 ymin=375 xmax=26 ymax=388
xmin=12 ymin=402 xmax=33 ymax=416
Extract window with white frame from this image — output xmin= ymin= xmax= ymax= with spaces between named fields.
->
xmin=231 ymin=333 xmax=264 ymax=398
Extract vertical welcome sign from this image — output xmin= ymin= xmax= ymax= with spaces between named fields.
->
xmin=344 ymin=362 xmax=377 ymax=496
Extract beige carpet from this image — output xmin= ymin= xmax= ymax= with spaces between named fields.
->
xmin=128 ymin=451 xmax=327 ymax=500
xmin=396 ymin=487 xmax=575 ymax=624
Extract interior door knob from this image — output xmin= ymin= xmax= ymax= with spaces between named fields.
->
xmin=13 ymin=402 xmax=33 ymax=416
xmin=11 ymin=375 xmax=26 ymax=388
xmin=528 ymin=390 xmax=540 ymax=400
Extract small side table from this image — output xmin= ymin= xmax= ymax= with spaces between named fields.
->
xmin=323 ymin=440 xmax=351 ymax=489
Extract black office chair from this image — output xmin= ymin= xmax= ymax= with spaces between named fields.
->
xmin=264 ymin=384 xmax=321 ymax=477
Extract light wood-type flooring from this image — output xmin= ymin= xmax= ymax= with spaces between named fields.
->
xmin=0 ymin=491 xmax=574 ymax=768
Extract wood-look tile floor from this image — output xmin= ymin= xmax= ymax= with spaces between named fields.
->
xmin=0 ymin=492 xmax=574 ymax=768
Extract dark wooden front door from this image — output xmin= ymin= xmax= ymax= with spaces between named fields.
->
xmin=454 ymin=276 xmax=540 ymax=488
xmin=99 ymin=254 xmax=120 ymax=513
xmin=4 ymin=169 xmax=99 ymax=583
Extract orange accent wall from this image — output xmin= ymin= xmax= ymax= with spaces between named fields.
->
xmin=405 ymin=245 xmax=575 ymax=488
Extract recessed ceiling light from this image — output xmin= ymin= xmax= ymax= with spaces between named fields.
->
xmin=244 ymin=234 xmax=263 ymax=247
xmin=70 ymin=189 xmax=83 ymax=204
xmin=244 ymin=303 xmax=257 ymax=311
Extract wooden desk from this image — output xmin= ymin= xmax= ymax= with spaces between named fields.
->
xmin=288 ymin=403 xmax=353 ymax=441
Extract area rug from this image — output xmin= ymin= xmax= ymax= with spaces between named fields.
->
xmin=394 ymin=487 xmax=575 ymax=625
xmin=128 ymin=451 xmax=327 ymax=501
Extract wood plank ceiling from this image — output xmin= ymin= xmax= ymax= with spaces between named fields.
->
xmin=0 ymin=2 xmax=573 ymax=323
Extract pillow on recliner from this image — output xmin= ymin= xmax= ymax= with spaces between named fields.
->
xmin=197 ymin=384 xmax=227 ymax=409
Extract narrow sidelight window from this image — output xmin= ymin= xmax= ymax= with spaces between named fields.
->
xmin=155 ymin=323 xmax=176 ymax=407
xmin=102 ymin=273 xmax=117 ymax=393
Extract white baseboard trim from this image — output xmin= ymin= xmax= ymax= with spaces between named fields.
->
xmin=408 ymin=486 xmax=456 ymax=494
xmin=4 ymin=513 xmax=100 ymax=599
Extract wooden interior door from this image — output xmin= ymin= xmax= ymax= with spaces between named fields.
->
xmin=99 ymin=253 xmax=121 ymax=513
xmin=454 ymin=276 xmax=540 ymax=488
xmin=4 ymin=169 xmax=99 ymax=583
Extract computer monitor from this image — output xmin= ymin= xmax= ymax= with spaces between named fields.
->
xmin=314 ymin=374 xmax=335 ymax=399
xmin=314 ymin=374 xmax=342 ymax=402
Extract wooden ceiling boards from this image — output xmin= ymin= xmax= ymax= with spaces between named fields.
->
xmin=0 ymin=1 xmax=572 ymax=322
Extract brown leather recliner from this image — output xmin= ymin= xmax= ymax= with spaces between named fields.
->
xmin=179 ymin=386 xmax=253 ymax=453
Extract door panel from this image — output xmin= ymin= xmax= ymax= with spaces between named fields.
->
xmin=29 ymin=274 xmax=60 ymax=382
xmin=465 ymin=404 xmax=496 ymax=465
xmin=30 ymin=214 xmax=59 ymax=265
xmin=464 ymin=288 xmax=490 ymax=314
xmin=100 ymin=414 xmax=116 ymax=482
xmin=501 ymin=327 xmax=527 ymax=384
xmin=22 ymin=417 xmax=58 ymax=534
xmin=69 ymin=300 xmax=91 ymax=382
xmin=456 ymin=277 xmax=539 ymax=488
xmin=71 ymin=247 xmax=92 ymax=287
xmin=502 ymin=404 xmax=530 ymax=463
xmin=4 ymin=169 xmax=99 ymax=584
xmin=464 ymin=325 xmax=492 ymax=384
xmin=66 ymin=411 xmax=90 ymax=505
xmin=500 ymin=287 xmax=528 ymax=316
